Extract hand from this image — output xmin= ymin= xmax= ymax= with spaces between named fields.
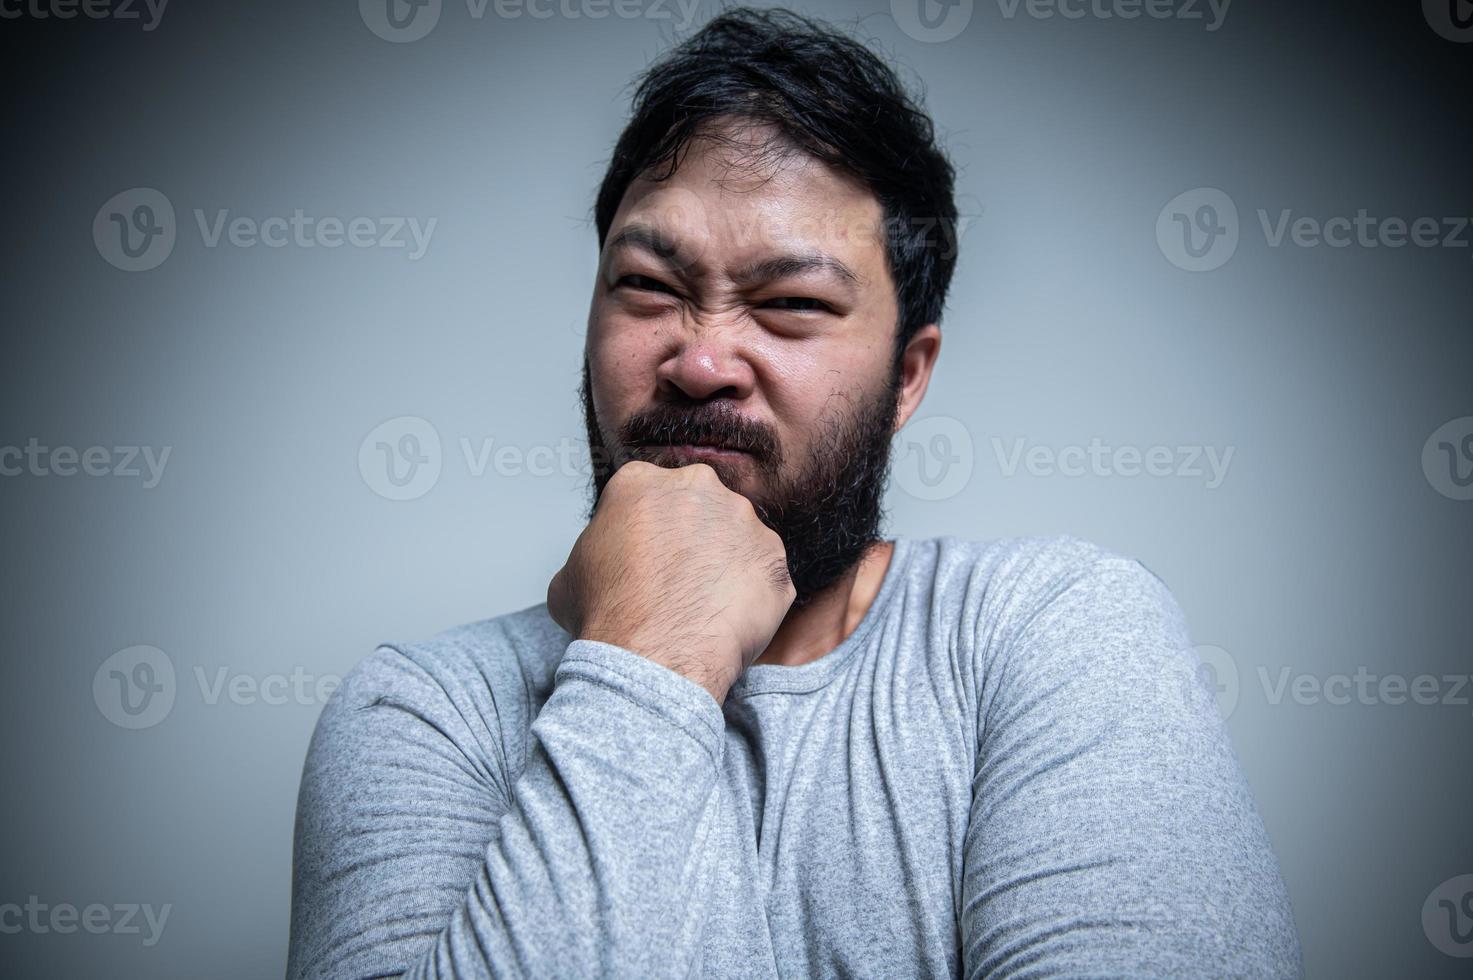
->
xmin=547 ymin=461 xmax=795 ymax=705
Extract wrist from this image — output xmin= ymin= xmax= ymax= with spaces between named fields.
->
xmin=578 ymin=622 xmax=737 ymax=706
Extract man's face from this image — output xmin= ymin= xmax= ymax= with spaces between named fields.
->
xmin=582 ymin=120 xmax=907 ymax=603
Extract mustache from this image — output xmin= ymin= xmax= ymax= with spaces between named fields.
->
xmin=619 ymin=402 xmax=781 ymax=462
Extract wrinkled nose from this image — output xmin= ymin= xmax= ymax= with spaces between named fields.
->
xmin=655 ymin=333 xmax=755 ymax=403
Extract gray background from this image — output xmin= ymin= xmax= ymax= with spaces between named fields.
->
xmin=1 ymin=0 xmax=1469 ymax=976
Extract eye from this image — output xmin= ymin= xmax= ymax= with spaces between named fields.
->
xmin=615 ymin=274 xmax=675 ymax=294
xmin=760 ymin=296 xmax=834 ymax=313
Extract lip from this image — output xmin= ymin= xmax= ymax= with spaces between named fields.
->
xmin=654 ymin=443 xmax=751 ymax=460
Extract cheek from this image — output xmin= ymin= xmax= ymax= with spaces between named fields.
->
xmin=768 ymin=340 xmax=890 ymax=461
xmin=760 ymin=336 xmax=876 ymax=418
xmin=587 ymin=317 xmax=661 ymax=427
xmin=750 ymin=347 xmax=831 ymax=462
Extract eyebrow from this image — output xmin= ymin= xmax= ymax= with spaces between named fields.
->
xmin=605 ymin=222 xmax=863 ymax=290
xmin=729 ymin=252 xmax=862 ymax=290
xmin=605 ymin=224 xmax=689 ymax=267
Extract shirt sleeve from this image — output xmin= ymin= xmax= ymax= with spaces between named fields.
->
xmin=961 ymin=555 xmax=1303 ymax=977
xmin=287 ymin=637 xmax=726 ymax=979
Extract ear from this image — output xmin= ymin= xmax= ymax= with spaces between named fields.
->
xmin=893 ymin=323 xmax=941 ymax=432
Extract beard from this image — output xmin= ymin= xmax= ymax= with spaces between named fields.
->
xmin=580 ymin=358 xmax=901 ymax=607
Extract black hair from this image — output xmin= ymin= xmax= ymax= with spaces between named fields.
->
xmin=593 ymin=6 xmax=960 ymax=364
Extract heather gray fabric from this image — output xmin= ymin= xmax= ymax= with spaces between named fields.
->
xmin=288 ymin=535 xmax=1302 ymax=979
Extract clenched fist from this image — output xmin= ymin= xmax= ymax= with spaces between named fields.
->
xmin=547 ymin=461 xmax=796 ymax=705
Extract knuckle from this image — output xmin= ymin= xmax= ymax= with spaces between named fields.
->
xmin=768 ymin=556 xmax=795 ymax=595
xmin=614 ymin=460 xmax=654 ymax=482
xmin=726 ymin=488 xmax=757 ymax=519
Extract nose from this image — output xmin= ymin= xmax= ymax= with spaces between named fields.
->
xmin=655 ymin=333 xmax=755 ymax=403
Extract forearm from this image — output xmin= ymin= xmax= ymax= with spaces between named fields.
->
xmin=404 ymin=639 xmax=723 ymax=978
xmin=289 ymin=640 xmax=727 ymax=980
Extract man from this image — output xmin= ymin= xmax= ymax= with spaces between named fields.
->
xmin=289 ymin=8 xmax=1301 ymax=977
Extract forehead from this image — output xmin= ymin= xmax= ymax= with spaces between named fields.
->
xmin=606 ymin=121 xmax=889 ymax=281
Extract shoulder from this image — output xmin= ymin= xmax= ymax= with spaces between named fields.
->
xmin=900 ymin=533 xmax=1187 ymax=691
xmin=346 ymin=601 xmax=566 ymax=698
xmin=309 ymin=602 xmax=571 ymax=766
xmin=910 ymin=532 xmax=1175 ymax=619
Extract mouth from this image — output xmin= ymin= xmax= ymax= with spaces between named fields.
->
xmin=641 ymin=442 xmax=752 ymax=461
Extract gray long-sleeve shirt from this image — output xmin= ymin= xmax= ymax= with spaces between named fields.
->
xmin=288 ymin=535 xmax=1302 ymax=978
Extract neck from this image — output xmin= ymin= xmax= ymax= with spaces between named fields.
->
xmin=753 ymin=539 xmax=895 ymax=668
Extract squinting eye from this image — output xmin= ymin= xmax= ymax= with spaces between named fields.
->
xmin=616 ymin=274 xmax=673 ymax=294
xmin=762 ymin=297 xmax=832 ymax=313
